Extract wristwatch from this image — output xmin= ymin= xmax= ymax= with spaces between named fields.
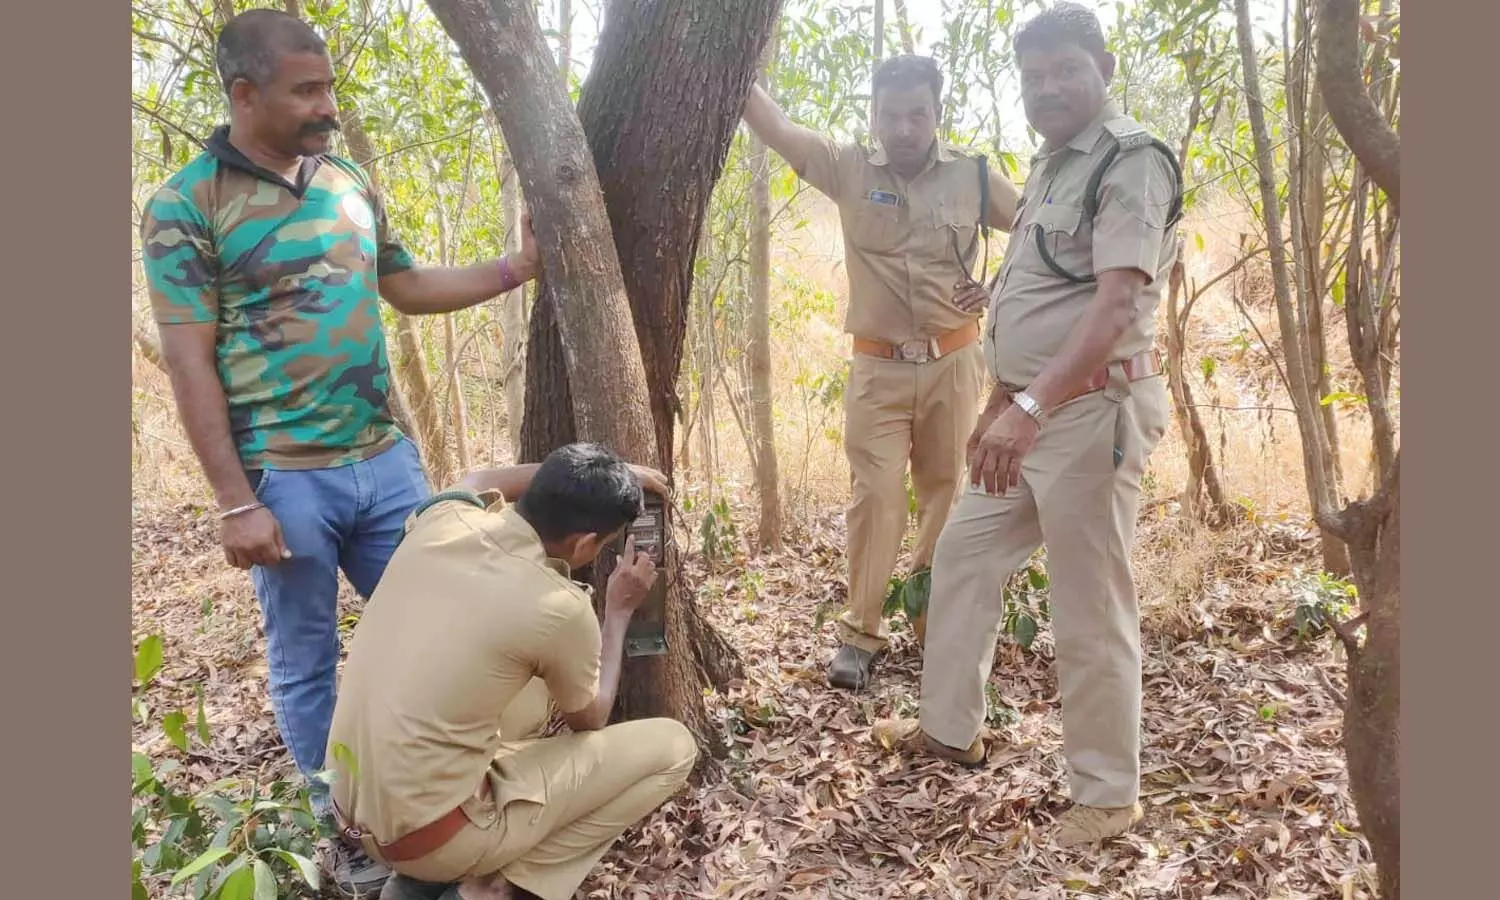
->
xmin=1013 ymin=390 xmax=1047 ymax=425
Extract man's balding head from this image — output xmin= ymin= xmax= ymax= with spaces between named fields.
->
xmin=216 ymin=10 xmax=339 ymax=160
xmin=216 ymin=9 xmax=328 ymax=95
xmin=1014 ymin=2 xmax=1115 ymax=146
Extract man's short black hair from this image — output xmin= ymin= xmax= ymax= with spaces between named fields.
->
xmin=871 ymin=54 xmax=944 ymax=108
xmin=1013 ymin=1 xmax=1109 ymax=61
xmin=515 ymin=443 xmax=645 ymax=544
xmin=216 ymin=8 xmax=328 ymax=94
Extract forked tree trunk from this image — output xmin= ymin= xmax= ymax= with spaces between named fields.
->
xmin=1163 ymin=84 xmax=1230 ymax=523
xmin=426 ymin=0 xmax=781 ymax=753
xmin=1316 ymin=0 xmax=1401 ymax=895
xmin=1163 ymin=239 xmax=1229 ymax=522
xmin=1234 ymin=0 xmax=1345 ymax=573
xmin=747 ymin=44 xmax=784 ymax=553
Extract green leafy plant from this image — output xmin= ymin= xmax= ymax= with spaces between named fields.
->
xmin=132 ymin=757 xmax=323 ymax=900
xmin=1002 ymin=556 xmax=1051 ymax=651
xmin=698 ymin=497 xmax=740 ymax=566
xmin=882 ymin=565 xmax=932 ymax=627
xmin=1286 ymin=569 xmax=1359 ymax=641
xmin=132 ymin=635 xmax=323 ymax=899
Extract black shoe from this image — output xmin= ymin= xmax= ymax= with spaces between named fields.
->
xmin=380 ymin=875 xmax=453 ymax=900
xmin=317 ymin=834 xmax=392 ymax=898
xmin=828 ymin=643 xmax=876 ymax=690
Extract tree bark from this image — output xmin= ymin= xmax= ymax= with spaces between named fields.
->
xmin=1163 ymin=240 xmax=1229 ymax=522
xmin=1285 ymin=0 xmax=1346 ymax=509
xmin=498 ymin=156 xmax=529 ymax=456
xmin=1234 ymin=0 xmax=1343 ymax=570
xmin=426 ymin=0 xmax=656 ymax=454
xmin=427 ymin=0 xmax=781 ymax=753
xmin=1164 ymin=86 xmax=1229 ymax=524
xmin=1317 ymin=0 xmax=1400 ymax=210
xmin=747 ymin=43 xmax=784 ymax=553
xmin=1315 ymin=3 xmax=1402 ymax=893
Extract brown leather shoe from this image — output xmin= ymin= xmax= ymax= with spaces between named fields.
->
xmin=871 ymin=717 xmax=987 ymax=768
xmin=828 ymin=643 xmax=877 ymax=690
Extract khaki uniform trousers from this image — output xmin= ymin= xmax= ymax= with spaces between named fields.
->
xmin=839 ymin=342 xmax=987 ymax=653
xmin=919 ymin=376 xmax=1169 ymax=808
xmin=366 ymin=679 xmax=698 ymax=900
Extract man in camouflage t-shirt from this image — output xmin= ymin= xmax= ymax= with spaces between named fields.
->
xmin=138 ymin=10 xmax=541 ymax=896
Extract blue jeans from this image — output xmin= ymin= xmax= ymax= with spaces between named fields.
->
xmin=246 ymin=436 xmax=430 ymax=818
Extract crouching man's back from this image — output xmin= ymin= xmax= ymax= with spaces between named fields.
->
xmin=326 ymin=443 xmax=696 ymax=900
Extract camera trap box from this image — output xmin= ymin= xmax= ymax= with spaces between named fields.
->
xmin=619 ymin=491 xmax=668 ymax=658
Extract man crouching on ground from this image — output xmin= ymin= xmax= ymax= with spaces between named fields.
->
xmin=325 ymin=443 xmax=697 ymax=900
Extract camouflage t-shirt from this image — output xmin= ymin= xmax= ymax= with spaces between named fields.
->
xmin=140 ymin=125 xmax=415 ymax=471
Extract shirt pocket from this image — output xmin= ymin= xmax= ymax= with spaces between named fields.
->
xmin=1024 ymin=201 xmax=1091 ymax=280
xmin=848 ymin=196 xmax=906 ymax=254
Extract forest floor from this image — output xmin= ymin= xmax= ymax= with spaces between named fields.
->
xmin=131 ymin=487 xmax=1375 ymax=900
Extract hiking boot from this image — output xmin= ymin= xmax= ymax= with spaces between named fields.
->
xmin=318 ymin=834 xmax=392 ymax=898
xmin=381 ymin=875 xmax=453 ymax=900
xmin=870 ymin=717 xmax=987 ymax=768
xmin=1051 ymin=802 xmax=1145 ymax=848
xmin=828 ymin=644 xmax=877 ymax=690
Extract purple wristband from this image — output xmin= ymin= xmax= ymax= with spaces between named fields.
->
xmin=497 ymin=255 xmax=519 ymax=293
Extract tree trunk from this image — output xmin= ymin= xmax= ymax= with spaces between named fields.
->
xmin=1234 ymin=0 xmax=1344 ymax=571
xmin=340 ymin=108 xmax=437 ymax=480
xmin=1316 ymin=0 xmax=1400 ymax=209
xmin=498 ymin=157 xmax=529 ymax=456
xmin=1285 ymin=0 xmax=1345 ymax=509
xmin=556 ymin=0 xmax=572 ymax=75
xmin=747 ymin=46 xmax=784 ymax=553
xmin=892 ymin=0 xmax=916 ymax=54
xmin=1315 ymin=2 xmax=1401 ymax=894
xmin=1164 ymin=86 xmax=1229 ymax=524
xmin=426 ymin=0 xmax=781 ymax=754
xmin=1163 ymin=240 xmax=1229 ymax=522
xmin=1321 ymin=459 xmax=1400 ymax=900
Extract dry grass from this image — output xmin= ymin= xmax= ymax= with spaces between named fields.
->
xmin=131 ymin=192 xmax=1393 ymax=899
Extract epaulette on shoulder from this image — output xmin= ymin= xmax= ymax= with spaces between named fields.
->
xmin=1101 ymin=116 xmax=1156 ymax=152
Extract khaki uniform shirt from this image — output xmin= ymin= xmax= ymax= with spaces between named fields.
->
xmin=983 ymin=104 xmax=1179 ymax=389
xmin=796 ymin=138 xmax=1015 ymax=345
xmin=327 ymin=495 xmax=601 ymax=842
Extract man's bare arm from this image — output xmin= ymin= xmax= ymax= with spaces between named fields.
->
xmin=158 ymin=323 xmax=258 ymax=510
xmin=985 ymin=166 xmax=1022 ymax=233
xmin=559 ymin=608 xmax=631 ymax=733
xmin=378 ymin=254 xmax=538 ymax=316
xmin=559 ymin=538 xmax=656 ymax=732
xmin=743 ymin=84 xmax=831 ymax=176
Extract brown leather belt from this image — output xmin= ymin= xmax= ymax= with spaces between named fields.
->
xmin=1058 ymin=348 xmax=1163 ymax=405
xmin=852 ymin=321 xmax=980 ymax=363
xmin=332 ymin=778 xmax=490 ymax=864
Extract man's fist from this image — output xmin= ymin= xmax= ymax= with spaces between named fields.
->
xmin=222 ymin=506 xmax=291 ymax=570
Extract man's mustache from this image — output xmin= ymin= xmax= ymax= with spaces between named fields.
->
xmin=300 ymin=118 xmax=341 ymax=136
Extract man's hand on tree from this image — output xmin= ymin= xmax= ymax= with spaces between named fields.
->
xmin=628 ymin=464 xmax=670 ymax=498
xmin=513 ymin=210 xmax=542 ymax=282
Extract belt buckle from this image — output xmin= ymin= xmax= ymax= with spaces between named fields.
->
xmin=898 ymin=339 xmax=931 ymax=363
